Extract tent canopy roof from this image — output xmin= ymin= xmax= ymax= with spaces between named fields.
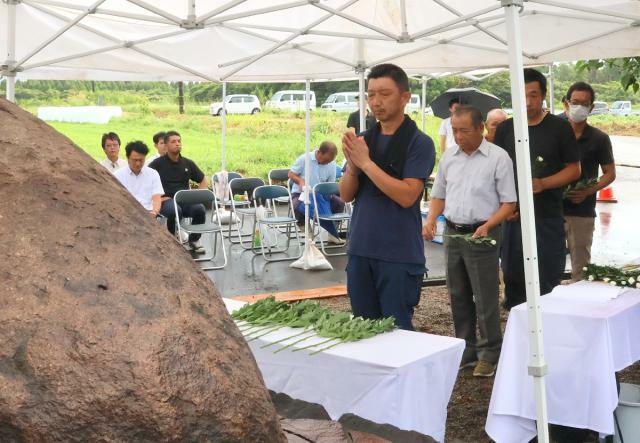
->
xmin=2 ymin=0 xmax=639 ymax=82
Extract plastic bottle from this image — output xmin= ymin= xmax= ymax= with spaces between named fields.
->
xmin=253 ymin=227 xmax=262 ymax=248
xmin=434 ymin=215 xmax=446 ymax=244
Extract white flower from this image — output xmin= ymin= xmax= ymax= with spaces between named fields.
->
xmin=603 ymin=277 xmax=610 ymax=282
xmin=636 ymin=283 xmax=640 ymax=289
xmin=621 ymin=281 xmax=627 ymax=285
xmin=610 ymin=281 xmax=617 ymax=286
xmin=536 ymin=156 xmax=543 ymax=162
xmin=582 ymin=267 xmax=588 ymax=271
xmin=629 ymin=277 xmax=636 ymax=284
xmin=588 ymin=275 xmax=594 ymax=281
xmin=491 ymin=240 xmax=497 ymax=245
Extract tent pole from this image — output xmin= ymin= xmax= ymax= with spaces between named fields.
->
xmin=4 ymin=0 xmax=17 ymax=102
xmin=548 ymin=63 xmax=555 ymax=114
xmin=503 ymin=1 xmax=550 ymax=441
xmin=221 ymin=81 xmax=227 ymax=171
xmin=421 ymin=76 xmax=427 ymax=132
xmin=358 ymin=69 xmax=365 ymax=133
xmin=303 ymin=79 xmax=311 ymax=250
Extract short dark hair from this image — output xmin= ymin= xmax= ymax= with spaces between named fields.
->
xmin=448 ymin=98 xmax=460 ymax=108
xmin=523 ymin=68 xmax=547 ymax=96
xmin=101 ymin=132 xmax=120 ymax=149
xmin=367 ymin=63 xmax=409 ymax=92
xmin=152 ymin=131 xmax=166 ymax=145
xmin=318 ymin=141 xmax=337 ymax=155
xmin=453 ymin=105 xmax=484 ymax=128
xmin=163 ymin=130 xmax=181 ymax=144
xmin=125 ymin=141 xmax=149 ymax=157
xmin=565 ymin=81 xmax=595 ymax=105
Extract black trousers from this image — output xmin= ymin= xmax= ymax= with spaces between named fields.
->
xmin=501 ymin=217 xmax=566 ymax=309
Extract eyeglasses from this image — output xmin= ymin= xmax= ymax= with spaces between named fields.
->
xmin=568 ymin=101 xmax=591 ymax=107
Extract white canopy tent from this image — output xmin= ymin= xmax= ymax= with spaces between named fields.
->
xmin=3 ymin=1 xmax=640 ymax=440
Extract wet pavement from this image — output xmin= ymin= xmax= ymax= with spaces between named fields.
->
xmin=202 ymin=136 xmax=639 ymax=297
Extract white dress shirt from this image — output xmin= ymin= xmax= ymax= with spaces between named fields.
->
xmin=100 ymin=158 xmax=127 ymax=173
xmin=114 ymin=166 xmax=164 ymax=211
xmin=431 ymin=138 xmax=517 ymax=224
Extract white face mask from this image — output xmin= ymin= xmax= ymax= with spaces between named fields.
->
xmin=568 ymin=104 xmax=590 ymax=123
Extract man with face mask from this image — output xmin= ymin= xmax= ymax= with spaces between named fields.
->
xmin=562 ymin=82 xmax=616 ymax=281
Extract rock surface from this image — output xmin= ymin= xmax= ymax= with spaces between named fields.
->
xmin=0 ymin=99 xmax=285 ymax=442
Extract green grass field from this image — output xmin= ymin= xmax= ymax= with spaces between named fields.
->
xmin=43 ymin=107 xmax=442 ymax=181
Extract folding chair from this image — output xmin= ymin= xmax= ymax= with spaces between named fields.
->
xmin=212 ymin=171 xmax=243 ymax=207
xmin=268 ymin=168 xmax=294 ymax=217
xmin=251 ymin=185 xmax=302 ymax=262
xmin=174 ymin=189 xmax=227 ymax=270
xmin=228 ymin=177 xmax=265 ymax=248
xmin=312 ymin=182 xmax=351 ymax=256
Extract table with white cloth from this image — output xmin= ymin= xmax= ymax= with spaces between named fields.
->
xmin=486 ymin=282 xmax=640 ymax=443
xmin=224 ymin=298 xmax=464 ymax=442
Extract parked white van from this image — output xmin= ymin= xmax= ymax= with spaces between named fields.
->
xmin=321 ymin=92 xmax=359 ymax=112
xmin=266 ymin=90 xmax=317 ymax=111
xmin=210 ymin=94 xmax=261 ymax=116
xmin=610 ymin=100 xmax=632 ymax=116
xmin=405 ymin=94 xmax=421 ymax=113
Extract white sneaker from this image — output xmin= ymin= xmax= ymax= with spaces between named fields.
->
xmin=189 ymin=239 xmax=206 ymax=254
xmin=327 ymin=233 xmax=345 ymax=245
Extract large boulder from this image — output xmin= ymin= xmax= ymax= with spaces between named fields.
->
xmin=0 ymin=99 xmax=285 ymax=442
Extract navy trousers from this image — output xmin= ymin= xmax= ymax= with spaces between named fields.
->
xmin=159 ymin=199 xmax=206 ymax=242
xmin=346 ymin=255 xmax=425 ymax=330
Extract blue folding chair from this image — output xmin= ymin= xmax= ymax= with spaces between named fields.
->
xmin=312 ymin=182 xmax=351 ymax=256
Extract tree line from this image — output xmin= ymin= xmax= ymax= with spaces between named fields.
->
xmin=2 ymin=59 xmax=637 ymax=109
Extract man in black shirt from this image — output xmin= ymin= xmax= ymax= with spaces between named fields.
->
xmin=562 ymin=82 xmax=616 ymax=281
xmin=347 ymin=95 xmax=376 ymax=134
xmin=149 ymin=130 xmax=208 ymax=253
xmin=494 ymin=69 xmax=581 ymax=309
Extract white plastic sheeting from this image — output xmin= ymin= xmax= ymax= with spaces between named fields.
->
xmin=37 ymin=105 xmax=122 ymax=123
xmin=1 ymin=1 xmax=639 ymax=83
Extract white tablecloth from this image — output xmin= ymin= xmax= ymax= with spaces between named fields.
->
xmin=486 ymin=284 xmax=640 ymax=443
xmin=224 ymin=298 xmax=464 ymax=442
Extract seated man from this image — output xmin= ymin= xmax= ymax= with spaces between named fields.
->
xmin=99 ymin=132 xmax=127 ymax=173
xmin=288 ymin=141 xmax=345 ymax=244
xmin=148 ymin=130 xmax=208 ymax=254
xmin=114 ymin=141 xmax=164 ymax=217
xmin=145 ymin=131 xmax=167 ymax=165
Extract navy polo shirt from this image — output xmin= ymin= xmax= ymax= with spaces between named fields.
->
xmin=347 ymin=130 xmax=436 ymax=265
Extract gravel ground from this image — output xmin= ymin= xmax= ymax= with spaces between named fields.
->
xmin=318 ymin=287 xmax=640 ymax=443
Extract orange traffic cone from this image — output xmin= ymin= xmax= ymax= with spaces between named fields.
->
xmin=597 ymin=187 xmax=617 ymax=203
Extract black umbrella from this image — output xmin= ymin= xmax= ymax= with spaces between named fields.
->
xmin=430 ymin=88 xmax=502 ymax=120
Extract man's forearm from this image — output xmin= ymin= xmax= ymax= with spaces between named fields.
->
xmin=485 ymin=202 xmax=517 ymax=230
xmin=152 ymin=195 xmax=161 ymax=213
xmin=360 ymin=161 xmax=422 ymax=208
xmin=339 ymin=170 xmax=359 ymax=202
xmin=426 ymin=198 xmax=445 ymax=225
xmin=540 ymin=162 xmax=581 ymax=190
xmin=198 ymin=178 xmax=208 ymax=190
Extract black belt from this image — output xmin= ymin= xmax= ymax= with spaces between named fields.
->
xmin=445 ymin=218 xmax=486 ymax=234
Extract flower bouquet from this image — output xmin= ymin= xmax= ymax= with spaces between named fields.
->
xmin=444 ymin=233 xmax=497 ymax=246
xmin=582 ymin=263 xmax=640 ymax=288
xmin=563 ymin=177 xmax=599 ymax=199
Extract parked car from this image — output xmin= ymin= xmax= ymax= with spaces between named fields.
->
xmin=266 ymin=90 xmax=316 ymax=111
xmin=210 ymin=94 xmax=261 ymax=116
xmin=321 ymin=91 xmax=359 ymax=112
xmin=405 ymin=94 xmax=421 ymax=113
xmin=610 ymin=100 xmax=632 ymax=116
xmin=590 ymin=101 xmax=609 ymax=115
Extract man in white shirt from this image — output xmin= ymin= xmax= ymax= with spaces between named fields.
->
xmin=438 ymin=98 xmax=460 ymax=154
xmin=114 ymin=140 xmax=164 ymax=217
xmin=145 ymin=131 xmax=167 ymax=165
xmin=99 ymin=132 xmax=127 ymax=173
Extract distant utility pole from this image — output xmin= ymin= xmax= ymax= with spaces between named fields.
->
xmin=178 ymin=81 xmax=185 ymax=114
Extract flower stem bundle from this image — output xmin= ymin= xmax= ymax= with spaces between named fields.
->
xmin=231 ymin=297 xmax=396 ymax=355
xmin=582 ymin=263 xmax=640 ymax=288
xmin=563 ymin=177 xmax=599 ymax=199
xmin=444 ymin=233 xmax=497 ymax=246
